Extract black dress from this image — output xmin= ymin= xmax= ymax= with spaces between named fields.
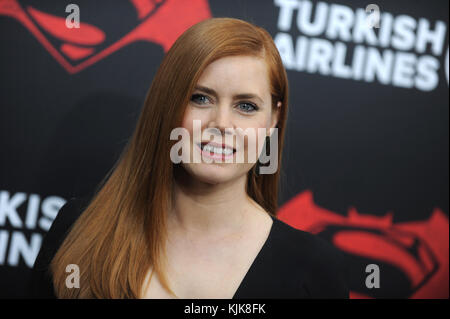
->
xmin=29 ymin=197 xmax=349 ymax=299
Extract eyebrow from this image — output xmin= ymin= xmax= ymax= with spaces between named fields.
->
xmin=194 ymin=85 xmax=264 ymax=104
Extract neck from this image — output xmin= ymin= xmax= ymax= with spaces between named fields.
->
xmin=168 ymin=167 xmax=254 ymax=238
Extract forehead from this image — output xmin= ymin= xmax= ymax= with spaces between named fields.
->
xmin=196 ymin=55 xmax=270 ymax=98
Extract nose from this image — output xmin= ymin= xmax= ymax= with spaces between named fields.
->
xmin=207 ymin=103 xmax=234 ymax=134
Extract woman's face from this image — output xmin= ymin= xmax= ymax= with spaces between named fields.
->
xmin=179 ymin=55 xmax=280 ymax=185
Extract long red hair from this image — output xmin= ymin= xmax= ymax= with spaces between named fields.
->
xmin=51 ymin=17 xmax=289 ymax=298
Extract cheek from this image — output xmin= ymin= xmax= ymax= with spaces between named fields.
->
xmin=181 ymin=110 xmax=193 ymax=132
xmin=237 ymin=112 xmax=271 ymax=131
xmin=245 ymin=110 xmax=273 ymax=129
xmin=235 ymin=116 xmax=270 ymax=162
xmin=181 ymin=107 xmax=209 ymax=132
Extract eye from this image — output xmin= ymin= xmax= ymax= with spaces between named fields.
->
xmin=190 ymin=94 xmax=258 ymax=113
xmin=237 ymin=102 xmax=259 ymax=113
xmin=191 ymin=94 xmax=211 ymax=105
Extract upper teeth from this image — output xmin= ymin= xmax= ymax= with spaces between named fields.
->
xmin=202 ymin=144 xmax=234 ymax=155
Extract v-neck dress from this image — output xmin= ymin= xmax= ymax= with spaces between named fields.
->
xmin=29 ymin=197 xmax=349 ymax=299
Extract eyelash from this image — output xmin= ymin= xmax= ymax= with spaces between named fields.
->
xmin=190 ymin=94 xmax=259 ymax=113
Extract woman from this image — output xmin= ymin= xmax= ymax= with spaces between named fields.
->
xmin=30 ymin=17 xmax=349 ymax=299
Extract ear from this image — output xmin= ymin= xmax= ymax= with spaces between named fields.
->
xmin=268 ymin=101 xmax=281 ymax=135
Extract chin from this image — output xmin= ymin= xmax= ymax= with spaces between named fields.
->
xmin=182 ymin=162 xmax=242 ymax=185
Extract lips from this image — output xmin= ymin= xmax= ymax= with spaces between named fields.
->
xmin=196 ymin=141 xmax=236 ymax=157
xmin=199 ymin=141 xmax=236 ymax=151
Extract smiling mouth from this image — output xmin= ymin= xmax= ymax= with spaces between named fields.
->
xmin=197 ymin=142 xmax=236 ymax=156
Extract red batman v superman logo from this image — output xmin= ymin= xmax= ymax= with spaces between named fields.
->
xmin=0 ymin=0 xmax=212 ymax=73
xmin=278 ymin=190 xmax=449 ymax=298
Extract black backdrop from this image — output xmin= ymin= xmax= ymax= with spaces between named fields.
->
xmin=0 ymin=0 xmax=448 ymax=298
